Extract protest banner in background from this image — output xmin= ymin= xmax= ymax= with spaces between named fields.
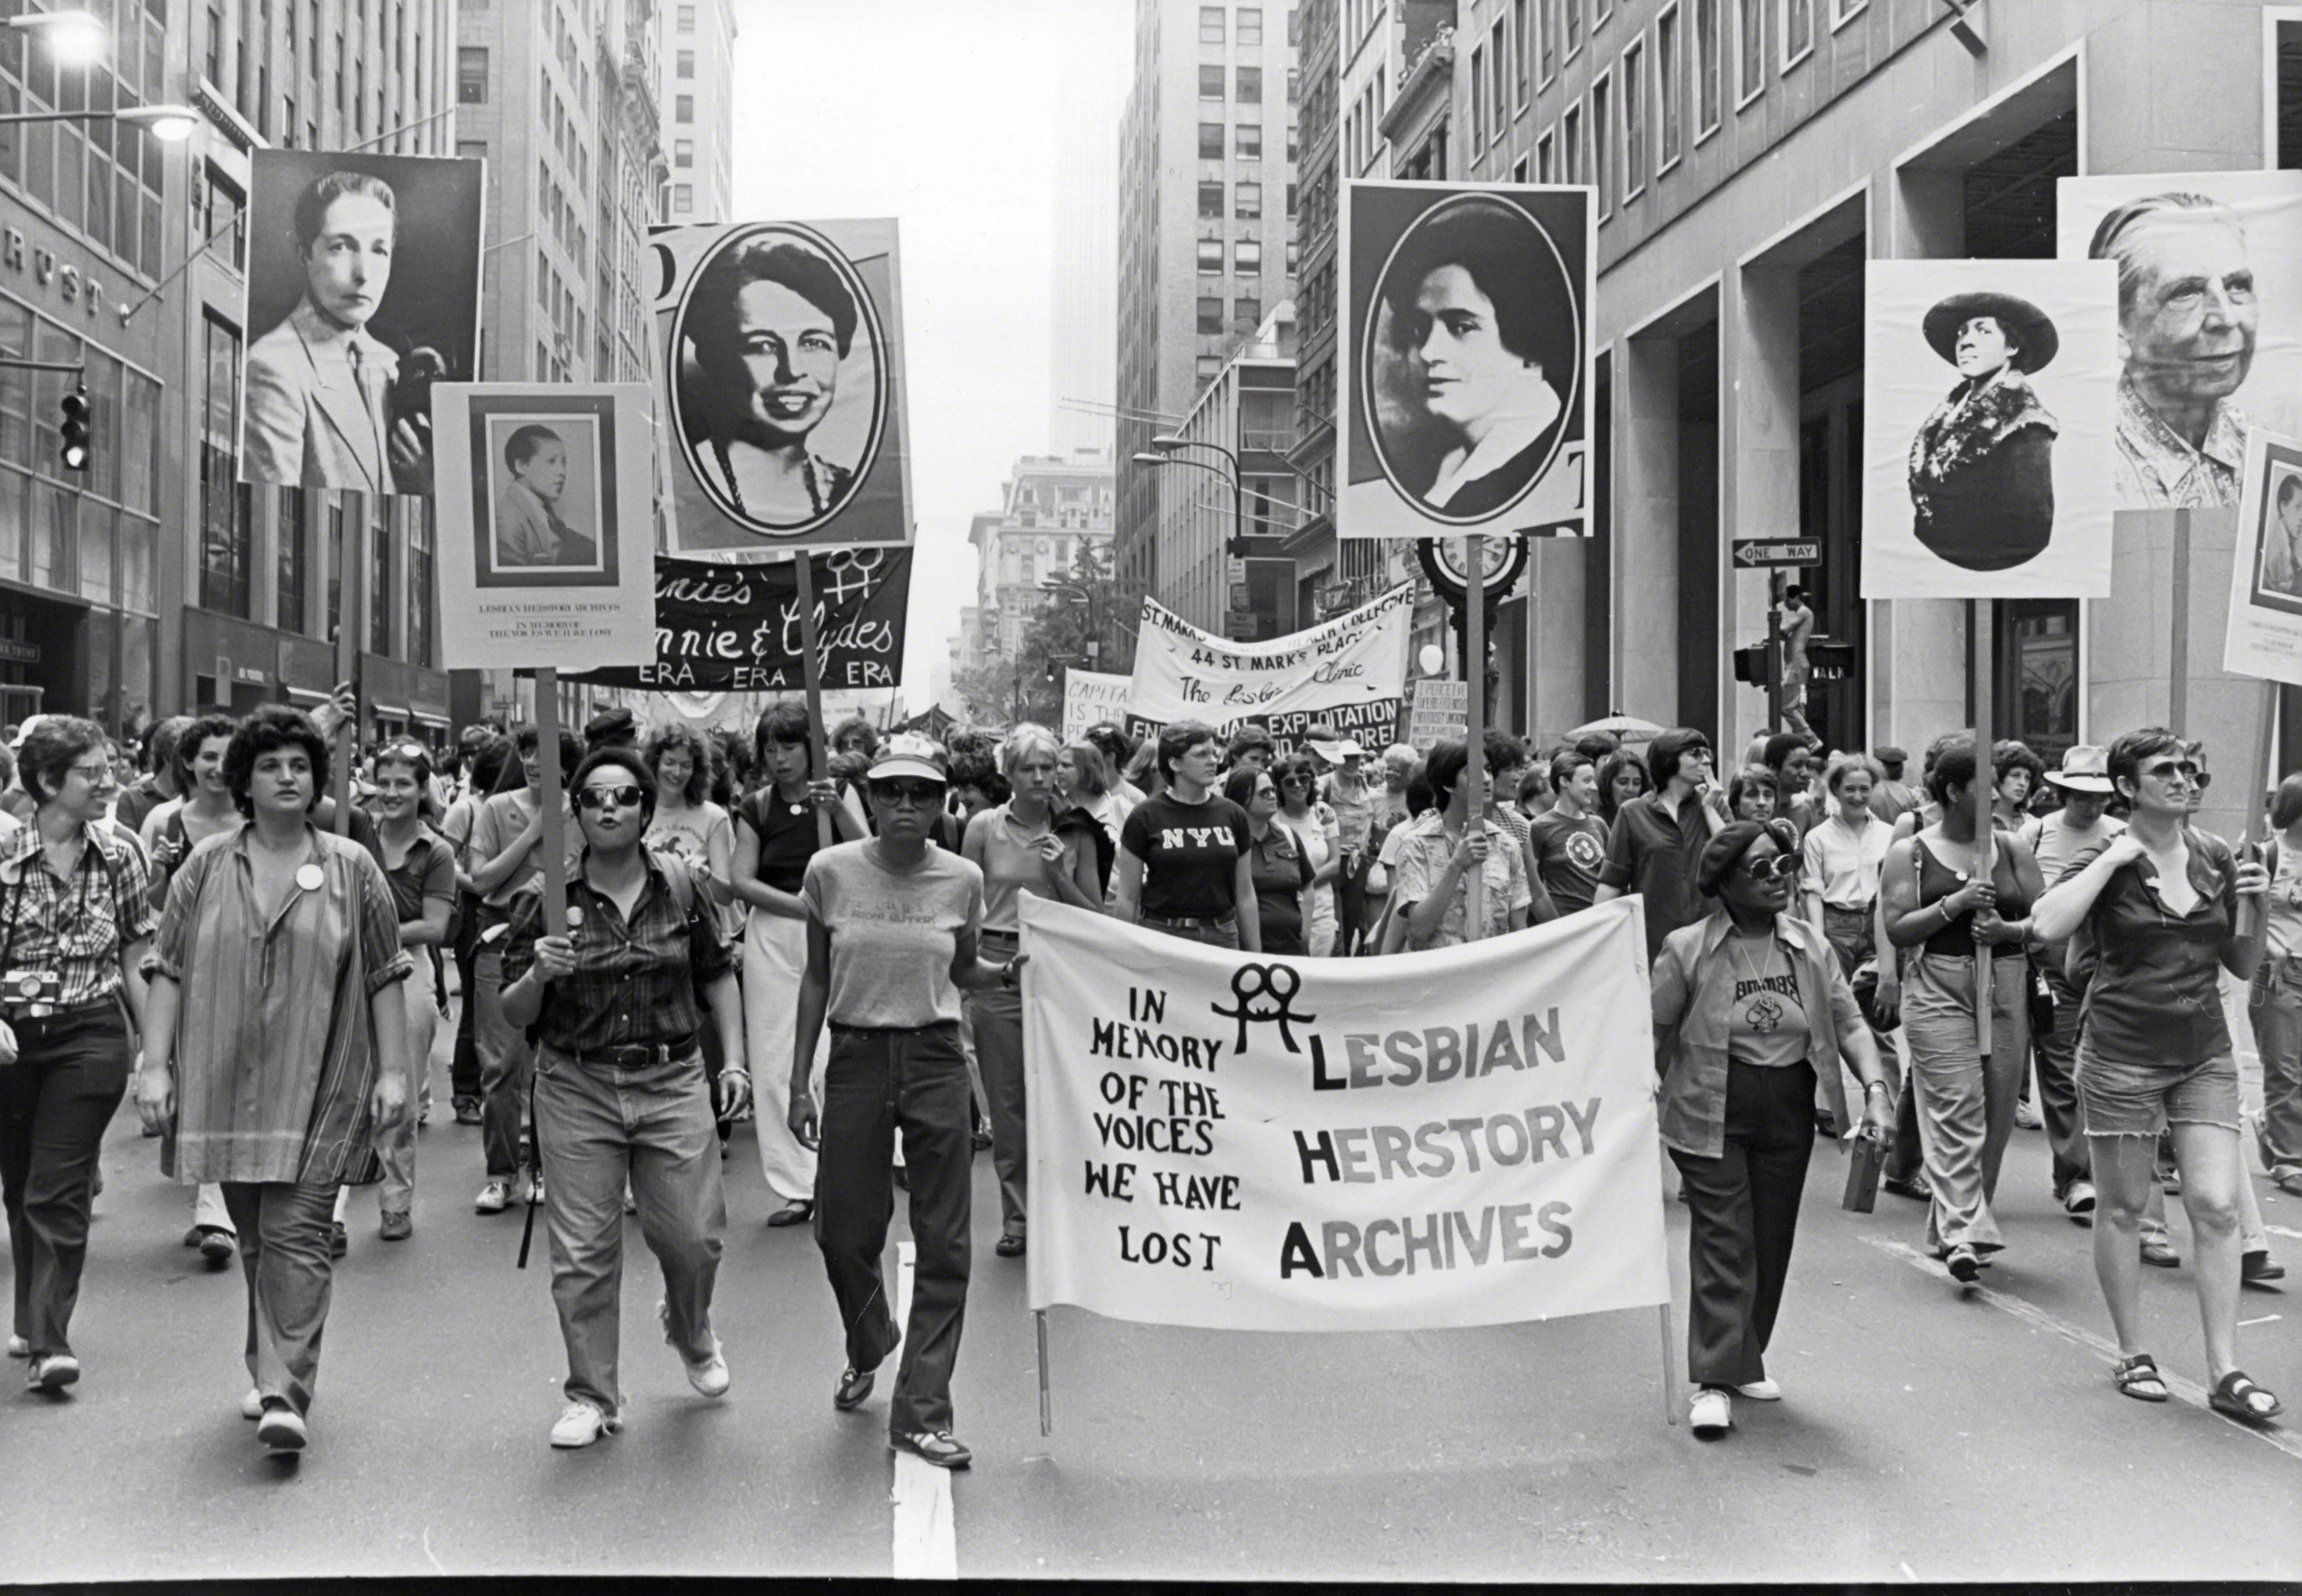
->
xmin=1337 ymin=181 xmax=1592 ymax=541
xmin=431 ymin=383 xmax=657 ymax=671
xmin=1019 ymin=897 xmax=1669 ymax=1333
xmin=2222 ymin=430 xmax=2302 ymax=684
xmin=1405 ymin=677 xmax=1468 ymax=752
xmin=651 ymin=218 xmax=913 ymax=552
xmin=1860 ymin=259 xmax=2118 ymax=600
xmin=1062 ymin=669 xmax=1133 ymax=739
xmin=1126 ymin=584 xmax=1414 ymax=747
xmin=569 ymin=547 xmax=909 ymax=693
xmin=2058 ymin=170 xmax=2302 ymax=510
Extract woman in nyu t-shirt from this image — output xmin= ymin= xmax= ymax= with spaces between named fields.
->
xmin=1111 ymin=719 xmax=1261 ymax=952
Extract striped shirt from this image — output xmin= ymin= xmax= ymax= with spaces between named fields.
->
xmin=0 ymin=822 xmax=156 ymax=1009
xmin=151 ymin=825 xmax=413 ymax=1185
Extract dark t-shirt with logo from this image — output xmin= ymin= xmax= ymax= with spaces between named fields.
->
xmin=1526 ymin=809 xmax=1610 ymax=915
xmin=1121 ymin=791 xmax=1253 ymax=921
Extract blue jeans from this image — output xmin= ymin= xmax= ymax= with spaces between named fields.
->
xmin=533 ymin=1044 xmax=726 ymax=1418
xmin=815 ymin=1021 xmax=973 ymax=1437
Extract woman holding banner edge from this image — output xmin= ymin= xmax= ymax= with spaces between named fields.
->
xmin=1650 ymin=819 xmax=1892 ymax=1439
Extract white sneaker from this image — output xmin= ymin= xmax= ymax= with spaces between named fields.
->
xmin=474 ymin=1180 xmax=510 ymax=1215
xmin=2015 ymin=1099 xmax=2043 ymax=1130
xmin=660 ymin=1299 xmax=730 ymax=1398
xmin=1733 ymin=1378 xmax=1783 ymax=1401
xmin=1689 ymin=1387 xmax=1733 ymax=1437
xmin=255 ymin=1401 xmax=306 ymax=1452
xmin=2063 ymin=1180 xmax=2097 ymax=1217
xmin=549 ymin=1400 xmax=621 ymax=1448
xmin=241 ymin=1387 xmax=262 ymax=1420
xmin=5 ymin=1334 xmax=28 ymax=1358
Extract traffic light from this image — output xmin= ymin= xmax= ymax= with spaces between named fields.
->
xmin=58 ymin=384 xmax=90 ymax=473
xmin=1732 ymin=643 xmax=1768 ymax=687
xmin=1225 ymin=535 xmax=1247 ymax=558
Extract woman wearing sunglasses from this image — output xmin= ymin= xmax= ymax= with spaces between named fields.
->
xmin=728 ymin=702 xmax=862 ymax=1230
xmin=2030 ymin=729 xmax=2282 ymax=1425
xmin=789 ymin=737 xmax=1015 ymax=1471
xmin=498 ymin=746 xmax=748 ymax=1450
xmin=1651 ymin=819 xmax=1892 ymax=1438
xmin=1881 ymin=739 xmax=2044 ymax=1287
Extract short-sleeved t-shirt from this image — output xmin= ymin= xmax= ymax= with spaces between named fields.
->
xmin=1247 ymin=822 xmax=1312 ymax=953
xmin=1390 ymin=812 xmax=1533 ymax=946
xmin=2072 ymin=830 xmax=2239 ymax=1069
xmin=801 ymin=841 xmax=984 ymax=1028
xmin=739 ymin=788 xmax=830 ymax=894
xmin=1723 ymin=930 xmax=1811 ymax=1069
xmin=648 ymin=800 xmax=734 ymax=874
xmin=373 ymin=828 xmax=457 ymax=924
xmin=1120 ymin=791 xmax=1252 ymax=921
xmin=468 ymin=788 xmax=580 ymax=914
xmin=975 ymin=802 xmax=1083 ymax=935
xmin=1526 ymin=808 xmax=1609 ymax=914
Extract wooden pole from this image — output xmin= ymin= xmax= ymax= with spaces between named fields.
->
xmin=1972 ymin=600 xmax=1995 ymax=1062
xmin=536 ymin=667 xmax=567 ymax=933
xmin=1465 ymin=534 xmax=1486 ymax=938
xmin=2244 ymin=680 xmax=2281 ymax=939
xmin=1658 ymin=1303 xmax=1679 ymax=1426
xmin=793 ymin=553 xmax=835 ymax=850
xmin=1035 ymin=1308 xmax=1052 ymax=1438
xmin=2170 ymin=510 xmax=2192 ymax=733
xmin=330 ymin=494 xmax=367 ymax=836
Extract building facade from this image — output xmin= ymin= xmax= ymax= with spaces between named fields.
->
xmin=962 ymin=448 xmax=1116 ymax=677
xmin=1115 ymin=0 xmax=1301 ymax=628
xmin=657 ymin=0 xmax=730 ymax=223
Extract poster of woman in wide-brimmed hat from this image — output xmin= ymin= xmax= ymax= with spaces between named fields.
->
xmin=1861 ymin=260 xmax=2119 ymax=601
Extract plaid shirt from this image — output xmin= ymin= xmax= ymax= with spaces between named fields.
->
xmin=498 ymin=850 xmax=730 ymax=1057
xmin=0 ymin=822 xmax=157 ymax=1010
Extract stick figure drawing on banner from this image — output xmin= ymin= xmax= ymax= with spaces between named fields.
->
xmin=1211 ymin=963 xmax=1315 ymax=1055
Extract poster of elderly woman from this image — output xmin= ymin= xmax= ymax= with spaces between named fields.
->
xmin=1337 ymin=182 xmax=1591 ymax=541
xmin=652 ymin=219 xmax=914 ymax=553
xmin=1861 ymin=259 xmax=2118 ymax=601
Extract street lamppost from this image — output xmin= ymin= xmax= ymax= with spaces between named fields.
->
xmin=0 ymin=103 xmax=202 ymax=139
xmin=5 ymin=9 xmax=107 ymax=68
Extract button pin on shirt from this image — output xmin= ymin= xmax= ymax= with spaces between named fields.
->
xmin=295 ymin=863 xmax=325 ymax=892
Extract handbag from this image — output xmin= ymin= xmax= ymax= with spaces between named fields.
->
xmin=1842 ymin=1130 xmax=1884 ymax=1213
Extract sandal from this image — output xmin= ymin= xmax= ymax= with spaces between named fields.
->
xmin=2207 ymin=1370 xmax=2284 ymax=1426
xmin=766 ymin=1199 xmax=814 ymax=1229
xmin=2111 ymin=1354 xmax=2170 ymax=1403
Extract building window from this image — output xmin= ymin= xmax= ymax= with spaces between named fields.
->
xmin=199 ymin=163 xmax=247 ymax=266
xmin=1236 ymin=122 xmax=1262 ymax=159
xmin=1236 ymin=237 xmax=1261 ymax=271
xmin=1199 ymin=120 xmax=1225 ymax=157
xmin=1469 ymin=45 xmax=1486 ymax=151
xmin=1657 ymin=5 xmax=1683 ymax=168
xmin=200 ymin=314 xmax=251 ymax=619
xmin=369 ymin=510 xmax=391 ymax=656
xmin=1511 ymin=154 xmax=1529 ymax=182
xmin=1562 ymin=102 xmax=1583 ymax=183
xmin=409 ymin=506 xmax=434 ymax=666
xmin=1492 ymin=19 xmax=1510 ymax=137
xmin=676 ymin=2 xmax=694 ymax=29
xmin=1831 ymin=0 xmax=1865 ymax=23
xmin=1737 ymin=0 xmax=1764 ymax=105
xmin=673 ymin=183 xmax=692 ymax=212
xmin=457 ymin=44 xmax=489 ymax=102
xmin=1782 ymin=0 xmax=1812 ymax=66
xmin=1596 ymin=0 xmax=1614 ymax=21
xmin=674 ymin=139 xmax=693 ymax=168
xmin=1591 ymin=73 xmax=1611 ymax=217
xmin=1536 ymin=127 xmax=1556 ymax=181
xmin=1287 ymin=67 xmax=1298 ymax=104
xmin=1285 ymin=181 xmax=1296 ymax=216
xmin=1621 ymin=44 xmax=1645 ymax=199
xmin=1694 ymin=0 xmax=1721 ymax=137
xmin=1200 ymin=5 xmax=1223 ymax=44
xmin=1538 ymin=0 xmax=1556 ymax=82
xmin=1200 ymin=64 xmax=1225 ymax=99
xmin=675 ymin=93 xmax=693 ymax=121
xmin=676 ymin=48 xmax=694 ymax=77
xmin=1285 ymin=237 xmax=1298 ymax=271
xmin=1237 ymin=66 xmax=1262 ymax=102
xmin=1240 ymin=6 xmax=1263 ymax=46
xmin=1565 ymin=0 xmax=1584 ymax=58
xmin=1197 ymin=237 xmax=1225 ymax=274
xmin=1236 ymin=180 xmax=1261 ymax=219
xmin=1233 ymin=296 xmax=1260 ymax=328
xmin=276 ymin=490 xmax=307 ymax=636
xmin=1199 ymin=180 xmax=1224 ymax=219
xmin=1197 ymin=295 xmax=1224 ymax=334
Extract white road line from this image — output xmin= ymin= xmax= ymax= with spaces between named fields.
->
xmin=2241 ymin=1315 xmax=2284 ymax=1328
xmin=1858 ymin=1234 xmax=2302 ymax=1465
xmin=2265 ymin=1224 xmax=2302 ymax=1243
xmin=888 ymin=1240 xmax=958 ymax=1580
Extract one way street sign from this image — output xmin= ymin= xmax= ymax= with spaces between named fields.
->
xmin=1733 ymin=540 xmax=1819 ymax=568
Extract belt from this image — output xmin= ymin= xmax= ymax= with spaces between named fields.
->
xmin=1142 ymin=913 xmax=1236 ymax=931
xmin=563 ymin=1034 xmax=698 ymax=1069
xmin=12 ymin=997 xmax=122 ymax=1028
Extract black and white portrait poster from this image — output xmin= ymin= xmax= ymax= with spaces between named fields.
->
xmin=651 ymin=219 xmax=913 ymax=552
xmin=2222 ymin=430 xmax=2302 ymax=684
xmin=239 ymin=148 xmax=484 ymax=497
xmin=2058 ymin=170 xmax=2302 ymax=511
xmin=1337 ymin=181 xmax=1591 ymax=541
xmin=1859 ymin=259 xmax=2118 ymax=601
xmin=430 ymin=383 xmax=655 ymax=671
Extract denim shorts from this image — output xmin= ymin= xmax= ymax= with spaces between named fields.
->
xmin=2073 ymin=1034 xmax=2242 ymax=1137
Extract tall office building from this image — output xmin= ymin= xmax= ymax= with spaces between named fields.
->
xmin=1049 ymin=18 xmax=1123 ymax=458
xmin=451 ymin=0 xmax=665 ymax=724
xmin=1115 ymin=0 xmax=1300 ymax=628
xmin=658 ymin=0 xmax=731 ymax=223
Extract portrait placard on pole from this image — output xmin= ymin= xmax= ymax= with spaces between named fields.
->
xmin=1858 ymin=259 xmax=2119 ymax=600
xmin=1337 ymin=181 xmax=1592 ymax=541
xmin=430 ymin=382 xmax=657 ymax=671
xmin=240 ymin=149 xmax=485 ymax=497
xmin=650 ymin=219 xmax=914 ymax=552
xmin=2222 ymin=430 xmax=2302 ymax=686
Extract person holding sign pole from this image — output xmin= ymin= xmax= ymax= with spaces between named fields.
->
xmin=2253 ymin=773 xmax=2302 ymax=1199
xmin=1112 ymin=720 xmax=1261 ymax=952
xmin=1651 ymin=819 xmax=1892 ymax=1438
xmin=2029 ymin=730 xmax=2282 ymax=1423
xmin=789 ymin=737 xmax=1012 ymax=1471
xmin=1388 ymin=738 xmax=1533 ymax=950
xmin=1881 ymin=740 xmax=2042 ymax=1286
xmin=498 ymin=747 xmax=748 ymax=1451
xmin=1594 ymin=728 xmax=1729 ymax=960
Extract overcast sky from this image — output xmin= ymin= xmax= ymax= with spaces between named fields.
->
xmin=728 ymin=0 xmax=1133 ymax=702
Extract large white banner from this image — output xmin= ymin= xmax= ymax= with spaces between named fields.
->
xmin=1020 ymin=897 xmax=1670 ymax=1333
xmin=1061 ymin=669 xmax=1133 ymax=741
xmin=2058 ymin=170 xmax=2302 ymax=510
xmin=1860 ymin=259 xmax=2119 ymax=600
xmin=1127 ymin=584 xmax=1415 ymax=746
xmin=2222 ymin=429 xmax=2302 ymax=685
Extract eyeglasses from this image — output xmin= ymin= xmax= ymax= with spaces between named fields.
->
xmin=1737 ymin=853 xmax=1799 ymax=882
xmin=66 ymin=759 xmax=112 ymax=782
xmin=871 ymin=780 xmax=943 ymax=808
xmin=575 ymin=784 xmax=644 ymax=811
xmin=1280 ymin=773 xmax=1312 ymax=786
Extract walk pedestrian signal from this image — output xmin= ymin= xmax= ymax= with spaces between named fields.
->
xmin=1732 ymin=644 xmax=1768 ymax=687
xmin=59 ymin=384 xmax=90 ymax=473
